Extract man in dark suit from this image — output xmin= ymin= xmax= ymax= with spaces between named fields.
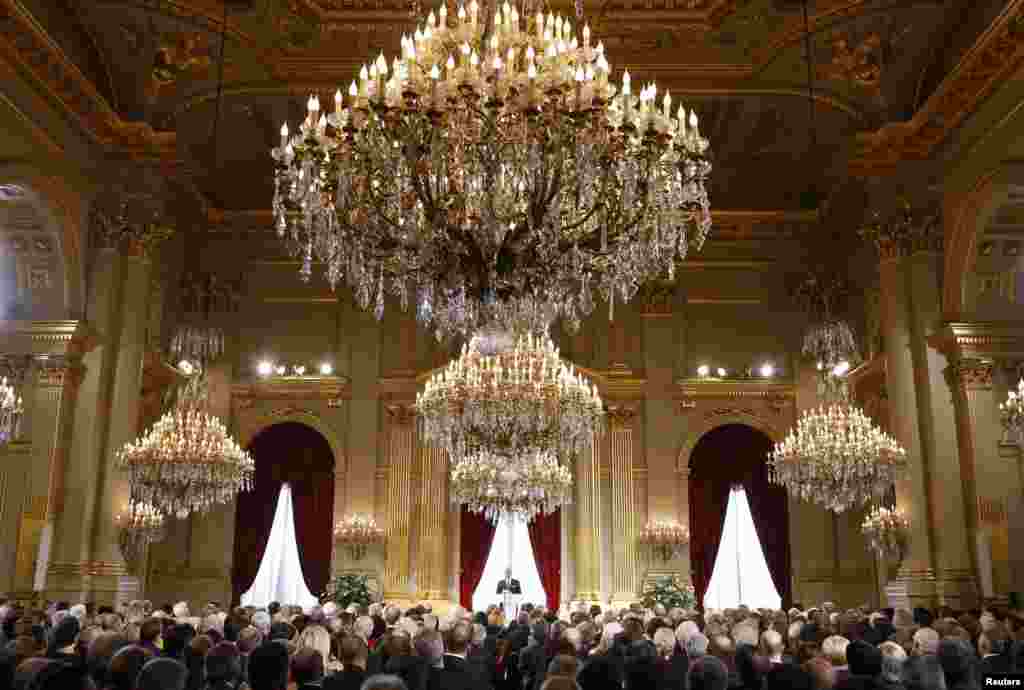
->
xmin=441 ymin=621 xmax=494 ymax=690
xmin=496 ymin=567 xmax=522 ymax=595
xmin=324 ymin=636 xmax=368 ymax=690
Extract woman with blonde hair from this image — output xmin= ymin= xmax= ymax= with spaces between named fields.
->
xmin=295 ymin=624 xmax=340 ymax=672
xmin=821 ymin=636 xmax=850 ymax=686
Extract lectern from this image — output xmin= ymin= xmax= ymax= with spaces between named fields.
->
xmin=502 ymin=591 xmax=521 ymax=620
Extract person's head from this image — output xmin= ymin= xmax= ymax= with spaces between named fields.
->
xmin=676 ymin=620 xmax=699 ymax=646
xmin=563 ymin=628 xmax=583 ymax=653
xmin=412 ymin=629 xmax=443 ymax=667
xmin=546 ymin=654 xmax=579 ymax=678
xmin=49 ymin=615 xmax=81 ymax=654
xmin=86 ymin=631 xmax=129 ymax=686
xmin=248 ymin=642 xmax=291 ymax=690
xmin=845 ymin=639 xmax=882 ymax=677
xmin=340 ymin=635 xmax=369 ymax=670
xmin=296 ymin=625 xmax=331 ymax=666
xmin=901 ymin=654 xmax=947 ymax=690
xmin=652 ymin=627 xmax=676 ymax=657
xmin=354 ymin=616 xmax=374 ymax=642
xmin=30 ymin=660 xmax=92 ymax=690
xmin=383 ymin=606 xmax=402 ymax=627
xmin=290 ymin=647 xmax=325 ymax=685
xmin=936 ymin=639 xmax=974 ymax=686
xmin=105 ymin=646 xmax=153 ymax=690
xmin=760 ymin=629 xmax=784 ymax=659
xmin=140 ymin=619 xmax=162 ymax=646
xmin=803 ymin=656 xmax=835 ymax=690
xmin=137 ymin=658 xmax=189 ymax=690
xmin=690 ymin=656 xmax=729 ymax=690
xmin=448 ymin=621 xmax=471 ymax=655
xmin=505 ymin=567 xmax=513 ymax=579
xmin=686 ymin=632 xmax=709 ymax=659
xmin=205 ymin=642 xmax=241 ymax=684
xmin=912 ymin=627 xmax=940 ymax=656
xmin=979 ymin=625 xmax=1010 ymax=656
xmin=821 ymin=635 xmax=849 ymax=667
xmin=358 ymin=675 xmax=408 ymax=690
xmin=172 ymin=603 xmax=190 ymax=620
xmin=879 ymin=641 xmax=907 ymax=684
xmin=238 ymin=626 xmax=263 ymax=654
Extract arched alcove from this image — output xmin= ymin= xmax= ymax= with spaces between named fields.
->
xmin=688 ymin=423 xmax=791 ymax=608
xmin=231 ymin=422 xmax=335 ymax=605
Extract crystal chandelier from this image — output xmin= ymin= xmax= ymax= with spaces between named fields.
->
xmin=271 ymin=0 xmax=712 ymax=340
xmin=116 ymin=376 xmax=254 ymax=519
xmin=860 ymin=505 xmax=910 ymax=559
xmin=769 ymin=387 xmax=906 ymax=513
xmin=0 ymin=376 xmax=24 ymax=446
xmin=999 ymin=378 xmax=1024 ymax=445
xmin=334 ymin=514 xmax=386 ymax=560
xmin=114 ymin=499 xmax=166 ymax=572
xmin=639 ymin=519 xmax=689 ymax=562
xmin=792 ymin=273 xmax=858 ymax=371
xmin=451 ymin=447 xmax=572 ymax=522
xmin=415 ymin=330 xmax=603 ymax=462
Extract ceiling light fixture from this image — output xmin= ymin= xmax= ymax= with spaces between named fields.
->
xmin=271 ymin=0 xmax=713 ymax=340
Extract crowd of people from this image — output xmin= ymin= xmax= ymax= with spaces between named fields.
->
xmin=1 ymin=597 xmax=1023 ymax=690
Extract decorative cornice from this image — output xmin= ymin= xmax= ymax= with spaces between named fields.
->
xmin=230 ymin=376 xmax=351 ymax=406
xmin=849 ymin=0 xmax=1024 ymax=175
xmin=945 ymin=358 xmax=994 ymax=389
xmin=638 ymin=283 xmax=676 ymax=318
xmin=0 ymin=0 xmax=177 ymax=160
xmin=928 ymin=321 xmax=1024 ymax=361
xmin=0 ymin=320 xmax=97 ymax=358
xmin=606 ymin=404 xmax=639 ymax=431
xmin=384 ymin=402 xmax=417 ymax=426
xmin=47 ymin=560 xmax=127 ymax=577
xmin=676 ymin=378 xmax=796 ymax=401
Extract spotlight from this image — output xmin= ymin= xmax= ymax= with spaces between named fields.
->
xmin=697 ymin=365 xmax=710 ymax=377
xmin=257 ymin=360 xmax=273 ymax=377
xmin=832 ymin=360 xmax=850 ymax=377
xmin=275 ymin=365 xmax=286 ymax=376
xmin=320 ymin=362 xmax=333 ymax=376
xmin=760 ymin=363 xmax=775 ymax=378
xmin=716 ymin=367 xmax=727 ymax=377
xmin=178 ymin=360 xmax=195 ymax=375
xmin=816 ymin=361 xmax=824 ymax=371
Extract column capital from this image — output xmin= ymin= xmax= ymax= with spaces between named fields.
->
xmin=945 ymin=358 xmax=994 ymax=390
xmin=35 ymin=355 xmax=86 ymax=392
xmin=384 ymin=402 xmax=417 ymax=426
xmin=606 ymin=404 xmax=638 ymax=431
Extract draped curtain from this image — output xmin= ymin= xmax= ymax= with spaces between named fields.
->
xmin=527 ymin=509 xmax=561 ymax=612
xmin=688 ymin=424 xmax=791 ymax=608
xmin=232 ymin=422 xmax=335 ymax=605
xmin=459 ymin=508 xmax=497 ymax=609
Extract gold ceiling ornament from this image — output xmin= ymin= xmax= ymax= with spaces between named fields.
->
xmin=415 ymin=329 xmax=603 ymax=463
xmin=450 ymin=447 xmax=572 ymax=523
xmin=334 ymin=514 xmax=386 ymax=560
xmin=639 ymin=519 xmax=689 ymax=562
xmin=271 ymin=0 xmax=712 ymax=340
xmin=769 ymin=382 xmax=906 ymax=513
xmin=0 ymin=376 xmax=24 ymax=447
xmin=114 ymin=499 xmax=165 ymax=572
xmin=860 ymin=505 xmax=909 ymax=560
xmin=116 ymin=375 xmax=254 ymax=520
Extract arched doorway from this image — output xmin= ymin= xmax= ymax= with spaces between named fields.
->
xmin=231 ymin=422 xmax=335 ymax=605
xmin=688 ymin=424 xmax=791 ymax=608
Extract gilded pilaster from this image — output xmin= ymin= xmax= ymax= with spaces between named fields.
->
xmin=383 ymin=403 xmax=416 ymax=600
xmin=608 ymin=405 xmax=638 ymax=605
xmin=415 ymin=443 xmax=449 ymax=601
xmin=573 ymin=438 xmax=601 ymax=603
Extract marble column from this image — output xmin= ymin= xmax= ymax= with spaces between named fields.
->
xmin=383 ymin=403 xmax=416 ymax=600
xmin=608 ymin=406 xmax=638 ymax=605
xmin=415 ymin=443 xmax=449 ymax=601
xmin=574 ymin=438 xmax=602 ymax=603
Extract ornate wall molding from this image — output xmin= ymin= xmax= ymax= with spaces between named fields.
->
xmin=231 ymin=376 xmax=350 ymax=406
xmin=384 ymin=401 xmax=417 ymax=427
xmin=606 ymin=404 xmax=639 ymax=431
xmin=0 ymin=0 xmax=177 ymax=160
xmin=945 ymin=359 xmax=994 ymax=390
xmin=928 ymin=322 xmax=1024 ymax=362
xmin=675 ymin=379 xmax=794 ymax=472
xmin=0 ymin=321 xmax=96 ymax=362
xmin=849 ymin=0 xmax=1024 ymax=175
xmin=233 ymin=401 xmax=347 ymax=473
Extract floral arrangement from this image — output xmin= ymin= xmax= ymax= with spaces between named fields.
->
xmin=642 ymin=576 xmax=696 ymax=611
xmin=334 ymin=514 xmax=385 ymax=560
xmin=860 ymin=506 xmax=910 ymax=558
xmin=321 ymin=573 xmax=374 ymax=609
xmin=639 ymin=520 xmax=689 ymax=561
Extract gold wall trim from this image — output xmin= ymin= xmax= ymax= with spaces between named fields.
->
xmin=260 ymin=297 xmax=340 ymax=304
xmin=231 ymin=376 xmax=351 ymax=402
xmin=676 ymin=379 xmax=797 ymax=398
xmin=47 ymin=561 xmax=127 ymax=577
xmin=0 ymin=320 xmax=96 ymax=357
xmin=686 ymin=297 xmax=763 ymax=305
xmin=928 ymin=321 xmax=1024 ymax=361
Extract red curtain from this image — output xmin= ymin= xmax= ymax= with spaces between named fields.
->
xmin=688 ymin=424 xmax=792 ymax=609
xmin=232 ymin=422 xmax=335 ymax=605
xmin=527 ymin=509 xmax=561 ymax=612
xmin=459 ymin=508 xmax=497 ymax=609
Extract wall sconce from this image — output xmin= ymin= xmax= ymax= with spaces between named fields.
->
xmin=639 ymin=519 xmax=690 ymax=562
xmin=334 ymin=514 xmax=386 ymax=561
xmin=114 ymin=500 xmax=166 ymax=574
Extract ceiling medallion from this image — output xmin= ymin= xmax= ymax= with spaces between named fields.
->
xmin=272 ymin=0 xmax=713 ymax=340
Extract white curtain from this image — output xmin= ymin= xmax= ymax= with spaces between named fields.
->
xmin=473 ymin=513 xmax=547 ymax=613
xmin=704 ymin=485 xmax=782 ymax=611
xmin=241 ymin=483 xmax=319 ymax=610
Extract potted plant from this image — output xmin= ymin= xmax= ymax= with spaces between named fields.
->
xmin=642 ymin=575 xmax=696 ymax=611
xmin=321 ymin=573 xmax=374 ymax=608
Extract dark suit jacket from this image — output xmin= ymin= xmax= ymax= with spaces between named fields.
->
xmin=496 ymin=578 xmax=522 ymax=595
xmin=440 ymin=653 xmax=494 ymax=690
xmin=980 ymin=653 xmax=1014 ymax=676
xmin=659 ymin=651 xmax=690 ymax=690
xmin=323 ymin=668 xmax=366 ymax=690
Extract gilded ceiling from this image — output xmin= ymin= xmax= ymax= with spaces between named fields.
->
xmin=8 ymin=0 xmax=1006 ymax=219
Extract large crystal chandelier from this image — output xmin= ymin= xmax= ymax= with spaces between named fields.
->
xmin=999 ymin=378 xmax=1024 ymax=445
xmin=415 ymin=330 xmax=603 ymax=462
xmin=769 ymin=385 xmax=906 ymax=513
xmin=451 ymin=448 xmax=572 ymax=522
xmin=0 ymin=376 xmax=24 ymax=446
xmin=271 ymin=0 xmax=712 ymax=339
xmin=793 ymin=273 xmax=858 ymax=372
xmin=116 ymin=376 xmax=254 ymax=519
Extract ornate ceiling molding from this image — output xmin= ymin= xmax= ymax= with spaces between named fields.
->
xmin=928 ymin=321 xmax=1024 ymax=363
xmin=0 ymin=0 xmax=176 ymax=160
xmin=849 ymin=0 xmax=1024 ymax=176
